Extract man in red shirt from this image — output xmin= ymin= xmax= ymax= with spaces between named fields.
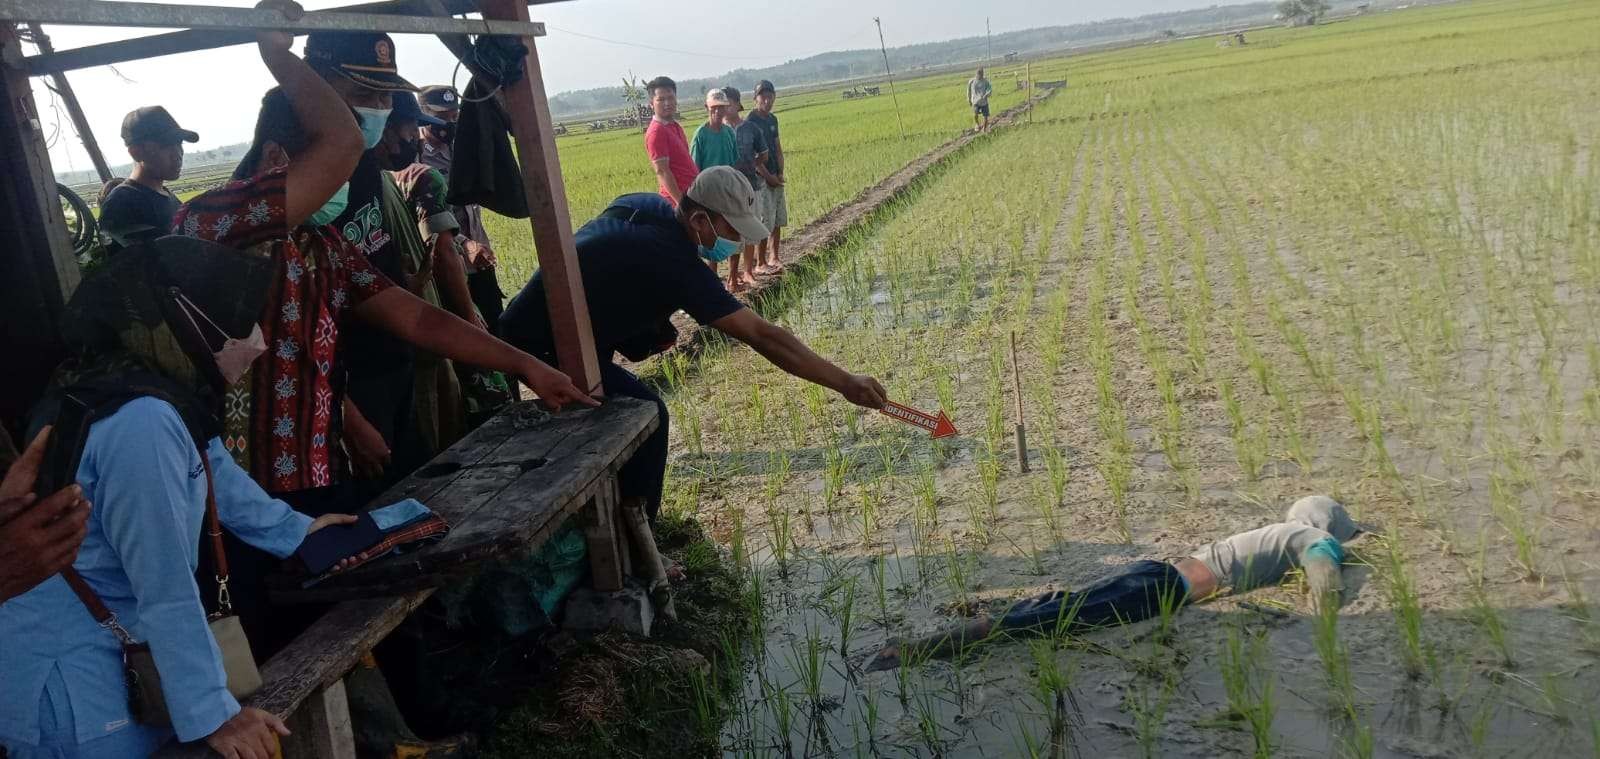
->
xmin=643 ymin=76 xmax=698 ymax=205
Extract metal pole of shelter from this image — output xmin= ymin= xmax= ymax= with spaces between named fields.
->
xmin=0 ymin=23 xmax=79 ymax=423
xmin=26 ymin=24 xmax=112 ymax=183
xmin=0 ymin=0 xmax=596 ymax=414
xmin=477 ymin=0 xmax=603 ymax=395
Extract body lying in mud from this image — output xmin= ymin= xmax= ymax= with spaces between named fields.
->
xmin=864 ymin=495 xmax=1366 ymax=671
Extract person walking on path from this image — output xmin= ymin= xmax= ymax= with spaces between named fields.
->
xmin=644 ymin=76 xmax=698 ymax=206
xmin=726 ymin=87 xmax=778 ymax=292
xmin=747 ymin=80 xmax=786 ymax=276
xmin=968 ymin=68 xmax=993 ymax=132
xmin=99 ymin=106 xmax=198 ymax=253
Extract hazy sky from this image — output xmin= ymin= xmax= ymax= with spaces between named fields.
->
xmin=35 ymin=0 xmax=1229 ymax=174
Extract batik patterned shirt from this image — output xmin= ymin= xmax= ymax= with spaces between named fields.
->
xmin=172 ymin=168 xmax=393 ymax=493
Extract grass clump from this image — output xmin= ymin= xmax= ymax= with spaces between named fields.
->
xmin=480 ymin=511 xmax=748 ymax=758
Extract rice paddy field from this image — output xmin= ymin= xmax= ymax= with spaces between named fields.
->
xmin=634 ymin=0 xmax=1600 ymax=756
xmin=482 ymin=64 xmax=1039 ymax=290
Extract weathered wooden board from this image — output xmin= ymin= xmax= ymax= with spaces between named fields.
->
xmin=154 ymin=591 xmax=432 ymax=759
xmin=268 ymin=398 xmax=658 ymax=602
xmin=278 ymin=679 xmax=355 ymax=759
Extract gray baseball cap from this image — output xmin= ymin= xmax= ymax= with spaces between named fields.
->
xmin=1285 ymin=495 xmax=1369 ymax=543
xmin=686 ymin=166 xmax=768 ymax=244
xmin=705 ymin=88 xmax=732 ymax=108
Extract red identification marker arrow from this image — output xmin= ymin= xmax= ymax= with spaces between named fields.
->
xmin=880 ymin=401 xmax=959 ymax=439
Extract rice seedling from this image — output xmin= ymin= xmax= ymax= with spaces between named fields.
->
xmin=940 ymin=538 xmax=975 ymax=614
xmin=765 ymin=501 xmax=794 ymax=578
xmin=1043 ymin=445 xmax=1069 ymax=507
xmin=1377 ymin=532 xmax=1428 ymax=680
xmin=760 ymin=675 xmax=797 ymax=759
xmin=689 ymin=667 xmax=722 ymax=745
xmin=977 ymin=453 xmax=1002 ymax=532
xmin=1560 ymin=563 xmax=1600 ymax=654
xmin=1466 ymin=544 xmax=1516 ymax=670
xmin=1032 ymin=482 xmax=1063 ymax=542
xmin=786 ymin=618 xmax=828 ymax=713
xmin=857 ymin=481 xmax=881 ymax=544
xmin=1127 ymin=673 xmax=1177 ymax=759
xmin=1312 ymin=598 xmax=1356 ymax=708
xmin=822 ymin=444 xmax=849 ymax=511
xmin=1488 ymin=473 xmax=1541 ymax=581
xmin=1219 ymin=623 xmax=1276 ymax=758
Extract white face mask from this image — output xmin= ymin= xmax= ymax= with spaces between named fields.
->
xmin=214 ymin=324 xmax=268 ymax=385
xmin=173 ymin=291 xmax=268 ymax=386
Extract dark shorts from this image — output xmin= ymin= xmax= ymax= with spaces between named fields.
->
xmin=974 ymin=103 xmax=990 ymax=117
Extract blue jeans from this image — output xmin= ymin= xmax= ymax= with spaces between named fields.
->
xmin=997 ymin=560 xmax=1189 ymax=635
xmin=3 ymin=670 xmax=171 ymax=759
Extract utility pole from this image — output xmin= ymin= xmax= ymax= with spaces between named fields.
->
xmin=26 ymin=23 xmax=111 ymax=183
xmin=986 ymin=17 xmax=991 ymax=64
xmin=873 ymin=17 xmax=906 ymax=141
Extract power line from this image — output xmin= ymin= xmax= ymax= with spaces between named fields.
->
xmin=873 ymin=17 xmax=906 ymax=141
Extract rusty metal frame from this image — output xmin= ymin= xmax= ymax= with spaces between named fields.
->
xmin=8 ymin=0 xmax=565 ymax=75
xmin=0 ymin=0 xmax=544 ymax=36
xmin=1 ymin=0 xmax=603 ymax=407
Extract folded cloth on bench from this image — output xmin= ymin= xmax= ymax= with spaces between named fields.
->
xmin=296 ymin=498 xmax=451 ymax=586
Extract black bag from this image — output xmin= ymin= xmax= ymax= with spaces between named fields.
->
xmin=446 ymin=77 xmax=528 ymax=219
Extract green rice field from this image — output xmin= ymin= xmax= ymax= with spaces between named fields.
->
xmin=634 ymin=0 xmax=1600 ymax=756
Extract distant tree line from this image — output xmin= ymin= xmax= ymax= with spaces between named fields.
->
xmin=1278 ymin=0 xmax=1333 ymax=26
xmin=547 ymin=0 xmax=1345 ymax=117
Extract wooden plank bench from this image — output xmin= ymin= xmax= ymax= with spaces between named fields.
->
xmin=156 ymin=397 xmax=659 ymax=758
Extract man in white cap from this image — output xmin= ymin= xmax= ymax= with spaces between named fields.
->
xmin=499 ymin=166 xmax=888 ymax=522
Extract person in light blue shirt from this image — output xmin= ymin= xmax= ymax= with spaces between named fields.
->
xmin=0 ymin=235 xmax=357 ymax=759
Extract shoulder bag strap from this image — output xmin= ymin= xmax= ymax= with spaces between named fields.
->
xmin=61 ymin=567 xmax=138 ymax=647
xmin=62 ymin=441 xmax=232 ymax=641
xmin=201 ymin=453 xmax=234 ymax=617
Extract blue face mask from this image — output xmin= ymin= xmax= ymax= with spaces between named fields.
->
xmin=694 ymin=213 xmax=740 ymax=262
xmin=309 ymin=182 xmax=350 ymax=226
xmin=353 ymin=106 xmax=392 ymax=150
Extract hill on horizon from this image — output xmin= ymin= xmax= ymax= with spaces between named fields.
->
xmin=546 ymin=0 xmax=1316 ymax=118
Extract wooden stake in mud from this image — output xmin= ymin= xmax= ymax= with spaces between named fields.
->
xmin=1011 ymin=330 xmax=1029 ymax=472
xmin=1026 ymin=61 xmax=1033 ymax=124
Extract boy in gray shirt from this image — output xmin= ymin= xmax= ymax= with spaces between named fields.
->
xmin=725 ymin=87 xmax=777 ymax=292
xmin=866 ymin=496 xmax=1363 ymax=670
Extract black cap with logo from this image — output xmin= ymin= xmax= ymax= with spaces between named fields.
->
xmin=390 ymin=92 xmax=445 ymax=127
xmin=418 ymin=85 xmax=461 ymax=113
xmin=120 ymin=106 xmax=199 ymax=146
xmin=304 ymin=32 xmax=417 ymax=92
xmin=754 ymin=80 xmax=776 ymax=96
